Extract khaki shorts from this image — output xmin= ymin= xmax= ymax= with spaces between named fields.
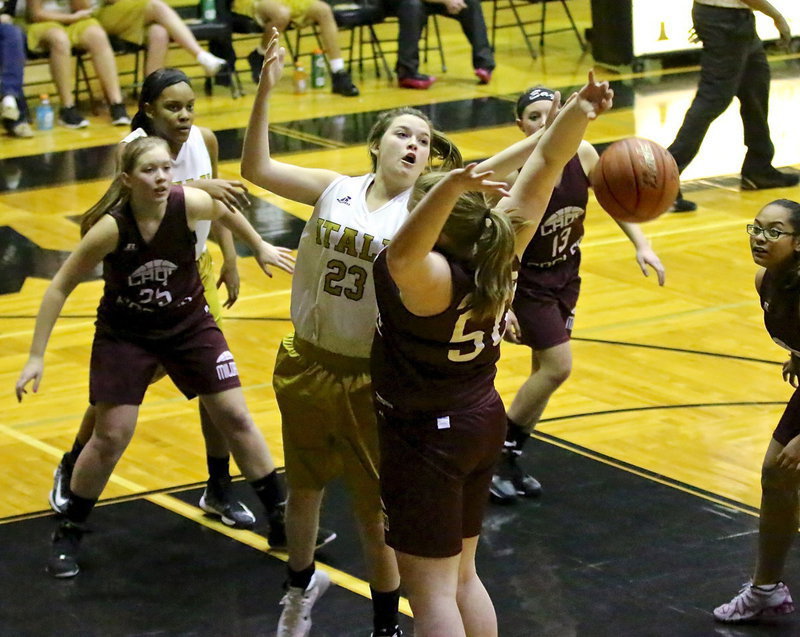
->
xmin=197 ymin=249 xmax=223 ymax=327
xmin=232 ymin=0 xmax=316 ymax=24
xmin=26 ymin=18 xmax=99 ymax=54
xmin=94 ymin=0 xmax=149 ymax=45
xmin=273 ymin=333 xmax=380 ymax=504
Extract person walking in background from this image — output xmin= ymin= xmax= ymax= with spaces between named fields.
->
xmin=73 ymin=0 xmax=228 ymax=77
xmin=668 ymin=0 xmax=799 ymax=213
xmin=232 ymin=0 xmax=358 ymax=95
xmin=49 ymin=68 xmax=258 ymax=531
xmin=371 ymin=72 xmax=613 ymax=635
xmin=241 ymin=29 xmax=460 ymax=637
xmin=490 ymin=85 xmax=666 ymax=503
xmin=0 ymin=7 xmax=33 ymax=137
xmin=388 ymin=0 xmax=494 ymax=90
xmin=23 ymin=0 xmax=130 ymax=127
xmin=16 ymin=136 xmax=296 ymax=579
xmin=713 ymin=199 xmax=800 ymax=623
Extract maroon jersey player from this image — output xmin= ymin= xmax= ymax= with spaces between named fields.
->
xmin=371 ymin=72 xmax=613 ymax=636
xmin=15 ymin=136 xmax=295 ymax=579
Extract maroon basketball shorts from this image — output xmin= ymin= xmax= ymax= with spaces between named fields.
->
xmin=89 ymin=315 xmax=241 ymax=405
xmin=773 ymin=386 xmax=800 ymax=446
xmin=378 ymin=392 xmax=506 ymax=558
xmin=513 ymin=261 xmax=581 ymax=351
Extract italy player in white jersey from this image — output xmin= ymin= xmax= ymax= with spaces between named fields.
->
xmin=241 ymin=30 xmax=462 ymax=637
xmin=48 ymin=69 xmax=268 ymax=532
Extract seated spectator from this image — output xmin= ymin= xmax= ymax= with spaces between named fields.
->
xmin=388 ymin=0 xmax=494 ymax=89
xmin=232 ymin=0 xmax=359 ymax=96
xmin=73 ymin=0 xmax=227 ymax=77
xmin=22 ymin=0 xmax=130 ymax=127
xmin=0 ymin=9 xmax=33 ymax=136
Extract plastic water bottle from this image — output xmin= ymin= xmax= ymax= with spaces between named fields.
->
xmin=293 ymin=65 xmax=308 ymax=95
xmin=201 ymin=0 xmax=216 ymax=22
xmin=36 ymin=94 xmax=54 ymax=131
xmin=310 ymin=49 xmax=326 ymax=89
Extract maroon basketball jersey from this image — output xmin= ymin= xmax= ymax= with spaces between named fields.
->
xmin=371 ymin=250 xmax=504 ymax=414
xmin=519 ymin=155 xmax=589 ymax=268
xmin=96 ymin=186 xmax=206 ymax=339
xmin=759 ymin=270 xmax=800 ymax=354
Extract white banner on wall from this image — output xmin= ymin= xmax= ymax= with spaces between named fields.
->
xmin=632 ymin=0 xmax=800 ymax=57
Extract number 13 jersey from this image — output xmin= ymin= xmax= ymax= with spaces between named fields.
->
xmin=291 ymin=174 xmax=412 ymax=358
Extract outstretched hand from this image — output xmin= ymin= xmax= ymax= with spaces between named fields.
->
xmin=447 ymin=163 xmax=511 ymax=198
xmin=258 ymin=28 xmax=286 ymax=91
xmin=15 ymin=356 xmax=43 ymax=402
xmin=253 ymin=242 xmax=296 ymax=277
xmin=574 ymin=70 xmax=614 ymax=120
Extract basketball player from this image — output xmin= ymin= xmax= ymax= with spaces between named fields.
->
xmin=49 ymin=68 xmax=257 ymax=531
xmin=490 ymin=85 xmax=667 ymax=503
xmin=371 ymin=72 xmax=614 ymax=635
xmin=241 ymin=29 xmax=461 ymax=637
xmin=15 ymin=137 xmax=295 ymax=579
xmin=713 ymin=199 xmax=800 ymax=623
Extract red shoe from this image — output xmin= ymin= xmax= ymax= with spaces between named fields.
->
xmin=398 ymin=73 xmax=436 ymax=90
xmin=475 ymin=68 xmax=492 ymax=85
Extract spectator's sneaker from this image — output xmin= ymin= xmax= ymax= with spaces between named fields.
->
xmin=199 ymin=477 xmax=256 ymax=529
xmin=496 ymin=448 xmax=542 ymax=498
xmin=59 ymin=106 xmax=89 ymax=129
xmin=47 ymin=521 xmax=86 ymax=578
xmin=474 ymin=68 xmax=492 ymax=84
xmin=1 ymin=94 xmax=20 ymax=122
xmin=248 ymin=48 xmax=265 ymax=84
xmin=277 ymin=570 xmax=331 ymax=637
xmin=669 ymin=195 xmax=697 ymax=213
xmin=741 ymin=168 xmax=800 ymax=191
xmin=398 ymin=73 xmax=436 ymax=90
xmin=110 ymin=103 xmax=131 ymax=126
xmin=332 ymin=70 xmax=359 ymax=97
xmin=714 ymin=582 xmax=795 ymax=623
xmin=49 ymin=452 xmax=74 ymax=514
xmin=267 ymin=503 xmax=338 ymax=551
xmin=197 ymin=51 xmax=227 ymax=76
xmin=371 ymin=625 xmax=403 ymax=636
xmin=11 ymin=121 xmax=34 ymax=138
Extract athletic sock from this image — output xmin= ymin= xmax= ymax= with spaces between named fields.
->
xmin=329 ymin=57 xmax=345 ymax=73
xmin=371 ymin=586 xmax=400 ymax=633
xmin=67 ymin=439 xmax=85 ymax=464
xmin=249 ymin=470 xmax=284 ymax=514
xmin=207 ymin=455 xmax=231 ymax=482
xmin=506 ymin=417 xmax=530 ymax=452
xmin=65 ymin=493 xmax=97 ymax=524
xmin=287 ymin=562 xmax=315 ymax=590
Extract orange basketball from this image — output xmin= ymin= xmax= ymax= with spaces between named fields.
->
xmin=589 ymin=137 xmax=679 ymax=223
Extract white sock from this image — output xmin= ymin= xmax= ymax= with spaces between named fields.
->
xmin=197 ymin=51 xmax=226 ymax=76
xmin=329 ymin=58 xmax=345 ymax=73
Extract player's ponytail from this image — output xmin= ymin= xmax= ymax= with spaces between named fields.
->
xmin=80 ymin=137 xmax=170 ymax=236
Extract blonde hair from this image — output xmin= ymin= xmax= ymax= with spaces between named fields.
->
xmin=411 ymin=171 xmax=518 ymax=322
xmin=366 ymin=107 xmax=462 ymax=173
xmin=80 ymin=137 xmax=170 ymax=237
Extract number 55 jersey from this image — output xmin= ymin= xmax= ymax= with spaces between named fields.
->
xmin=291 ymin=174 xmax=412 ymax=358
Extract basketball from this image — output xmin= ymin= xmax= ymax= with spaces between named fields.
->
xmin=589 ymin=137 xmax=679 ymax=223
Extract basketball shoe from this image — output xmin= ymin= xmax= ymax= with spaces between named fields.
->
xmin=49 ymin=452 xmax=74 ymax=514
xmin=277 ymin=570 xmax=331 ymax=637
xmin=492 ymin=447 xmax=542 ymax=502
xmin=199 ymin=477 xmax=256 ymax=529
xmin=47 ymin=520 xmax=86 ymax=578
xmin=714 ymin=582 xmax=795 ymax=623
xmin=267 ymin=503 xmax=337 ymax=551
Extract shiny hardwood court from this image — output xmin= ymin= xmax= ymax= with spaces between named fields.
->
xmin=2 ymin=1 xmax=800 ymax=634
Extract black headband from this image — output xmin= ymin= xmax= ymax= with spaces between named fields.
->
xmin=515 ymin=87 xmax=555 ymax=118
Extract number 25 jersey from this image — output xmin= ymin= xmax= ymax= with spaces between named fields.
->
xmin=291 ymin=174 xmax=411 ymax=358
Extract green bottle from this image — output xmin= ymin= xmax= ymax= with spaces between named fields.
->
xmin=310 ymin=49 xmax=326 ymax=89
xmin=201 ymin=0 xmax=216 ymax=22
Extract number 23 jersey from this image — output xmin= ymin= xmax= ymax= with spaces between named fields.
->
xmin=291 ymin=174 xmax=412 ymax=358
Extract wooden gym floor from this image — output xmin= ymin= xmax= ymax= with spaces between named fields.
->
xmin=2 ymin=2 xmax=800 ymax=634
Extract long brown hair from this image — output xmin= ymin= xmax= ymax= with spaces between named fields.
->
xmin=80 ymin=137 xmax=170 ymax=237
xmin=411 ymin=171 xmax=518 ymax=322
xmin=366 ymin=107 xmax=462 ymax=173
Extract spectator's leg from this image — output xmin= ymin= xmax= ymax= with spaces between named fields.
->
xmin=254 ymin=0 xmax=291 ymax=50
xmin=77 ymin=23 xmax=125 ymax=105
xmin=40 ymin=27 xmax=76 ymax=108
xmin=306 ymin=0 xmax=343 ymax=61
xmin=453 ymin=0 xmax=493 ymax=73
xmin=144 ymin=0 xmax=205 ymax=57
xmin=394 ymin=0 xmax=426 ymax=78
xmin=144 ymin=23 xmax=170 ymax=75
xmin=0 ymin=24 xmax=26 ymax=102
xmin=738 ymin=34 xmax=774 ymax=175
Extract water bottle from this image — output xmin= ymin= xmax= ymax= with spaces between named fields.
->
xmin=293 ymin=65 xmax=308 ymax=95
xmin=201 ymin=0 xmax=216 ymax=22
xmin=310 ymin=49 xmax=326 ymax=89
xmin=36 ymin=94 xmax=54 ymax=131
